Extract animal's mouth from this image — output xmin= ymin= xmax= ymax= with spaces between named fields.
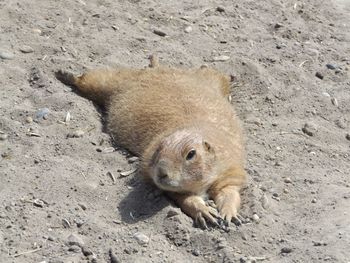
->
xmin=153 ymin=176 xmax=181 ymax=192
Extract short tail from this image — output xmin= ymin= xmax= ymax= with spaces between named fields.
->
xmin=55 ymin=69 xmax=116 ymax=107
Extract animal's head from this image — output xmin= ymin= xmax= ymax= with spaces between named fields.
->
xmin=148 ymin=129 xmax=217 ymax=193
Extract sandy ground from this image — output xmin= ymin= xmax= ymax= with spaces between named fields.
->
xmin=1 ymin=0 xmax=350 ymax=262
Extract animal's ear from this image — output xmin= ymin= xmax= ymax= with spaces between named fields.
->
xmin=203 ymin=140 xmax=215 ymax=154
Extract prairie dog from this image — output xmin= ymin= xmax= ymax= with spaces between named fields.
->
xmin=56 ymin=58 xmax=246 ymax=227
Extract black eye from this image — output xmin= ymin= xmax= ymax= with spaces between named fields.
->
xmin=186 ymin=149 xmax=196 ymax=161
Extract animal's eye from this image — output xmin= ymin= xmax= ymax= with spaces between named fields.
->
xmin=186 ymin=149 xmax=196 ymax=161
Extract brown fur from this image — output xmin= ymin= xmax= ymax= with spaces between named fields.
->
xmin=56 ymin=59 xmax=246 ymax=227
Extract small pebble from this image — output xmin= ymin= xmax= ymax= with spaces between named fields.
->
xmin=326 ymin=63 xmax=337 ymax=70
xmin=66 ymin=233 xmax=85 ymax=247
xmin=216 ymin=6 xmax=225 ymax=12
xmin=284 ymin=177 xmax=292 ymax=183
xmin=311 ymin=198 xmax=317 ymax=203
xmin=109 ymin=248 xmax=120 ymax=263
xmin=302 ymin=122 xmax=317 ymax=136
xmin=68 ymin=245 xmax=81 ymax=253
xmin=184 ymin=25 xmax=192 ymax=33
xmin=212 ymin=55 xmax=230 ymax=62
xmin=25 ymin=116 xmax=33 ymax=123
xmin=335 ymin=119 xmax=346 ymax=129
xmin=281 ymin=247 xmax=293 ymax=254
xmin=153 ymin=29 xmax=166 ymax=37
xmin=0 ymin=50 xmax=15 ymax=60
xmin=19 ymin=45 xmax=34 ymax=53
xmin=274 ymin=23 xmax=283 ymax=29
xmin=82 ymin=246 xmax=94 ymax=256
xmin=252 ymin=214 xmax=260 ymax=222
xmin=315 ymin=72 xmax=324 ymax=80
xmin=192 ymin=249 xmax=200 ymax=256
xmin=62 ymin=218 xmax=71 ymax=228
xmin=78 ymin=203 xmax=87 ymax=210
xmin=67 ymin=130 xmax=85 ymax=138
xmin=283 ymin=188 xmax=289 ymax=194
xmin=346 ymin=133 xmax=350 ymax=141
xmin=0 ymin=134 xmax=8 ymax=141
xmin=331 ymin=97 xmax=338 ymax=107
xmin=133 ymin=232 xmax=149 ymax=246
xmin=35 ymin=108 xmax=50 ymax=119
xmin=166 ymin=207 xmax=180 ymax=218
xmin=261 ymin=194 xmax=269 ymax=209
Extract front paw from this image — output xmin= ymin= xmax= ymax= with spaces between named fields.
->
xmin=180 ymin=195 xmax=219 ymax=229
xmin=214 ymin=187 xmax=242 ymax=225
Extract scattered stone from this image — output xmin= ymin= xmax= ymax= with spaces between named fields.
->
xmin=166 ymin=207 xmax=180 ymax=218
xmin=281 ymin=247 xmax=293 ymax=254
xmin=252 ymin=214 xmax=260 ymax=222
xmin=311 ymin=198 xmax=317 ymax=203
xmin=212 ymin=55 xmax=230 ymax=62
xmin=302 ymin=123 xmax=317 ymax=136
xmin=62 ymin=219 xmax=71 ymax=228
xmin=82 ymin=246 xmax=94 ymax=256
xmin=192 ymin=249 xmax=200 ymax=256
xmin=284 ymin=177 xmax=292 ymax=183
xmin=65 ymin=112 xmax=71 ymax=123
xmin=128 ymin=156 xmax=139 ymax=163
xmin=0 ymin=50 xmax=15 ymax=60
xmin=78 ymin=203 xmax=87 ymax=210
xmin=29 ymin=67 xmax=47 ymax=88
xmin=274 ymin=23 xmax=283 ymax=29
xmin=19 ymin=45 xmax=34 ymax=53
xmin=241 ymin=232 xmax=248 ymax=241
xmin=331 ymin=98 xmax=338 ymax=107
xmin=0 ymin=133 xmax=8 ymax=141
xmin=119 ymin=168 xmax=137 ymax=178
xmin=346 ymin=133 xmax=350 ymax=141
xmin=216 ymin=6 xmax=225 ymax=12
xmin=313 ymin=240 xmax=327 ymax=246
xmin=33 ymin=199 xmax=45 ymax=207
xmin=272 ymin=193 xmax=279 ymax=197
xmin=216 ymin=237 xmax=227 ymax=249
xmin=68 ymin=245 xmax=81 ymax=253
xmin=326 ymin=64 xmax=337 ymax=70
xmin=153 ymin=29 xmax=166 ymax=37
xmin=66 ymin=233 xmax=85 ymax=247
xmin=261 ymin=194 xmax=269 ymax=209
xmin=35 ymin=108 xmax=50 ymax=120
xmin=184 ymin=25 xmax=192 ymax=33
xmin=109 ymin=248 xmax=120 ymax=263
xmin=67 ymin=130 xmax=85 ymax=138
xmin=133 ymin=232 xmax=149 ymax=246
xmin=283 ymin=188 xmax=289 ymax=194
xmin=335 ymin=119 xmax=346 ymax=129
xmin=315 ymin=72 xmax=324 ymax=80
xmin=25 ymin=116 xmax=33 ymax=123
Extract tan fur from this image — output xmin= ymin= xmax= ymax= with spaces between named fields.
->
xmin=56 ymin=59 xmax=246 ymax=227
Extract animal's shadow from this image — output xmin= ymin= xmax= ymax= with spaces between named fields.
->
xmin=56 ymin=75 xmax=170 ymax=223
xmin=117 ymin=174 xmax=169 ymax=224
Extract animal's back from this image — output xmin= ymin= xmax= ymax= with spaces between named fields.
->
xmin=106 ymin=67 xmax=242 ymax=156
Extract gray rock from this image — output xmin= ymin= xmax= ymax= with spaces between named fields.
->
xmin=68 ymin=245 xmax=81 ymax=253
xmin=315 ymin=72 xmax=324 ymax=80
xmin=66 ymin=233 xmax=85 ymax=247
xmin=335 ymin=119 xmax=346 ymax=129
xmin=281 ymin=247 xmax=293 ymax=253
xmin=35 ymin=108 xmax=50 ymax=119
xmin=20 ymin=45 xmax=34 ymax=53
xmin=166 ymin=207 xmax=180 ymax=218
xmin=326 ymin=63 xmax=337 ymax=70
xmin=284 ymin=177 xmax=292 ymax=183
xmin=133 ymin=232 xmax=149 ymax=246
xmin=0 ymin=134 xmax=8 ymax=141
xmin=192 ymin=249 xmax=200 ymax=256
xmin=346 ymin=133 xmax=350 ymax=141
xmin=184 ymin=25 xmax=193 ymax=33
xmin=153 ymin=29 xmax=166 ymax=37
xmin=302 ymin=123 xmax=317 ymax=136
xmin=0 ymin=50 xmax=15 ymax=60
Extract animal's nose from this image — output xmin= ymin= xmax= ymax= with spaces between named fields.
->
xmin=157 ymin=166 xmax=168 ymax=179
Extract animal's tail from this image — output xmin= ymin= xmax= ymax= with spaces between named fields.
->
xmin=55 ymin=69 xmax=117 ymax=107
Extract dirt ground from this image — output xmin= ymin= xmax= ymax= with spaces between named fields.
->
xmin=0 ymin=0 xmax=349 ymax=262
